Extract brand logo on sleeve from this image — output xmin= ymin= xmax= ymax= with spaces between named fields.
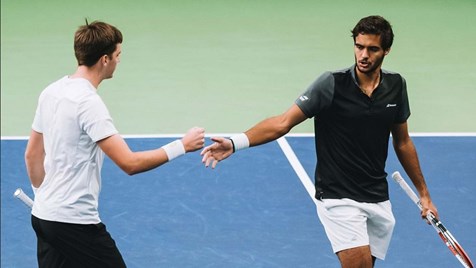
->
xmin=299 ymin=95 xmax=309 ymax=101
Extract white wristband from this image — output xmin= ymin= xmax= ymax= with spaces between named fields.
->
xmin=162 ymin=140 xmax=186 ymax=161
xmin=230 ymin=133 xmax=249 ymax=152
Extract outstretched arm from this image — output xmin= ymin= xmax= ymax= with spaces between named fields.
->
xmin=391 ymin=122 xmax=438 ymax=220
xmin=99 ymin=127 xmax=205 ymax=175
xmin=201 ymin=104 xmax=307 ymax=168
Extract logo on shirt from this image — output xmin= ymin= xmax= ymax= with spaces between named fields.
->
xmin=299 ymin=95 xmax=309 ymax=101
xmin=386 ymin=103 xmax=397 ymax=108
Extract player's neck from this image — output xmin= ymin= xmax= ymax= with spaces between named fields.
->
xmin=70 ymin=66 xmax=103 ymax=89
xmin=356 ymin=68 xmax=381 ymax=96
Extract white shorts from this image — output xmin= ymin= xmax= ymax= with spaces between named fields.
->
xmin=316 ymin=198 xmax=395 ymax=260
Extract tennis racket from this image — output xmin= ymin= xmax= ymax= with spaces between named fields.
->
xmin=392 ymin=171 xmax=474 ymax=268
xmin=13 ymin=188 xmax=34 ymax=208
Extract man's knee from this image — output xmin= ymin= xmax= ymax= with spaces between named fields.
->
xmin=337 ymin=245 xmax=374 ymax=268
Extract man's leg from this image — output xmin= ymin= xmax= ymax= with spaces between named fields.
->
xmin=337 ymin=245 xmax=375 ymax=268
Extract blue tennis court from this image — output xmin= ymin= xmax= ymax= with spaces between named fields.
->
xmin=1 ymin=135 xmax=475 ymax=267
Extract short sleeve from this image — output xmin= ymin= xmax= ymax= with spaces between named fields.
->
xmin=295 ymin=72 xmax=334 ymax=118
xmin=31 ymin=91 xmax=47 ymax=133
xmin=78 ymin=95 xmax=118 ymax=142
xmin=31 ymin=103 xmax=43 ymax=133
xmin=394 ymin=76 xmax=411 ymax=123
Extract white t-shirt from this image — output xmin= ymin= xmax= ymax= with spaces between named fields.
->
xmin=31 ymin=76 xmax=118 ymax=224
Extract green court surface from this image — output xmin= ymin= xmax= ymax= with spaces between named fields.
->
xmin=2 ymin=0 xmax=476 ymax=136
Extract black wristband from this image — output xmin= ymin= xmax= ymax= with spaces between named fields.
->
xmin=229 ymin=138 xmax=236 ymax=153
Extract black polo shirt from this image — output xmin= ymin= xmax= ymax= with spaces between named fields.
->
xmin=295 ymin=65 xmax=410 ymax=202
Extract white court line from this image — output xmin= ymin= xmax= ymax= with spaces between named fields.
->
xmin=3 ymin=132 xmax=476 ymax=140
xmin=276 ymin=137 xmax=318 ymax=206
xmin=0 ymin=133 xmax=243 ymax=140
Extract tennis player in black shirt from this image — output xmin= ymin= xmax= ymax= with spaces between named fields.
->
xmin=201 ymin=15 xmax=438 ymax=268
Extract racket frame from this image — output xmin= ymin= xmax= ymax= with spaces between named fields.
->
xmin=392 ymin=171 xmax=474 ymax=268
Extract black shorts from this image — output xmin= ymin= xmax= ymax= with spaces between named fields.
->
xmin=31 ymin=215 xmax=126 ymax=268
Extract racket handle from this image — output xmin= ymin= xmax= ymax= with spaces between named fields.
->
xmin=392 ymin=171 xmax=422 ymax=210
xmin=13 ymin=188 xmax=34 ymax=208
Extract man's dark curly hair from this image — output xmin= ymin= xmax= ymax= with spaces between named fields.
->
xmin=351 ymin=15 xmax=394 ymax=51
